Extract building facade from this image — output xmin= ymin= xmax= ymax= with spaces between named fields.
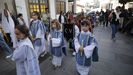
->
xmin=0 ymin=0 xmax=16 ymax=14
xmin=0 ymin=0 xmax=68 ymax=27
xmin=0 ymin=0 xmax=17 ymax=23
xmin=99 ymin=0 xmax=133 ymax=10
xmin=68 ymin=0 xmax=86 ymax=13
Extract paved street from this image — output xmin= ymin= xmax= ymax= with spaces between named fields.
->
xmin=0 ymin=26 xmax=133 ymax=75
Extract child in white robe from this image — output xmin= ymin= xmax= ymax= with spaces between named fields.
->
xmin=74 ymin=20 xmax=97 ymax=75
xmin=48 ymin=19 xmax=65 ymax=69
xmin=12 ymin=25 xmax=41 ymax=75
xmin=30 ymin=11 xmax=46 ymax=57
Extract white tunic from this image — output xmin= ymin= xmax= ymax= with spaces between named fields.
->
xmin=30 ymin=20 xmax=46 ymax=57
xmin=74 ymin=31 xmax=96 ymax=75
xmin=12 ymin=38 xmax=41 ymax=75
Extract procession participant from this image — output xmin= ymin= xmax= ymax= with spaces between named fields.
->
xmin=74 ymin=20 xmax=98 ymax=75
xmin=48 ymin=19 xmax=66 ymax=69
xmin=30 ymin=11 xmax=46 ymax=57
xmin=12 ymin=25 xmax=41 ymax=75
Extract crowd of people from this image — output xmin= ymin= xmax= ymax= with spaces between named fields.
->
xmin=86 ymin=6 xmax=133 ymax=40
xmin=0 ymin=7 xmax=99 ymax=75
xmin=0 ymin=5 xmax=132 ymax=75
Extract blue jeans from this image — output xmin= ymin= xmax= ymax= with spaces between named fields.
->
xmin=111 ymin=24 xmax=118 ymax=39
xmin=0 ymin=34 xmax=12 ymax=56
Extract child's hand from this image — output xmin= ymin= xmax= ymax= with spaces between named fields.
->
xmin=49 ymin=37 xmax=52 ymax=40
xmin=31 ymin=36 xmax=35 ymax=41
xmin=79 ymin=46 xmax=84 ymax=52
xmin=45 ymin=32 xmax=49 ymax=35
xmin=48 ymin=34 xmax=52 ymax=40
xmin=13 ymin=48 xmax=15 ymax=51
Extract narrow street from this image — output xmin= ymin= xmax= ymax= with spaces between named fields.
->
xmin=0 ymin=0 xmax=133 ymax=75
xmin=1 ymin=26 xmax=133 ymax=75
xmin=39 ymin=26 xmax=133 ymax=75
xmin=0 ymin=27 xmax=133 ymax=75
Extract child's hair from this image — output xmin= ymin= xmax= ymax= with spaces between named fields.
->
xmin=67 ymin=19 xmax=74 ymax=24
xmin=67 ymin=19 xmax=71 ymax=23
xmin=81 ymin=20 xmax=92 ymax=32
xmin=32 ymin=11 xmax=41 ymax=20
xmin=15 ymin=25 xmax=30 ymax=37
xmin=17 ymin=13 xmax=23 ymax=18
xmin=51 ymin=19 xmax=61 ymax=30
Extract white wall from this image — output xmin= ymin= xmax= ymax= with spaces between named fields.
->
xmin=76 ymin=6 xmax=85 ymax=13
xmin=111 ymin=0 xmax=120 ymax=9
xmin=66 ymin=0 xmax=68 ymax=12
xmin=125 ymin=2 xmax=133 ymax=9
xmin=68 ymin=2 xmax=73 ymax=12
xmin=15 ymin=0 xmax=29 ymax=27
xmin=49 ymin=0 xmax=56 ymax=19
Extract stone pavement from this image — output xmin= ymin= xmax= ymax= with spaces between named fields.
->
xmin=0 ymin=26 xmax=133 ymax=75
